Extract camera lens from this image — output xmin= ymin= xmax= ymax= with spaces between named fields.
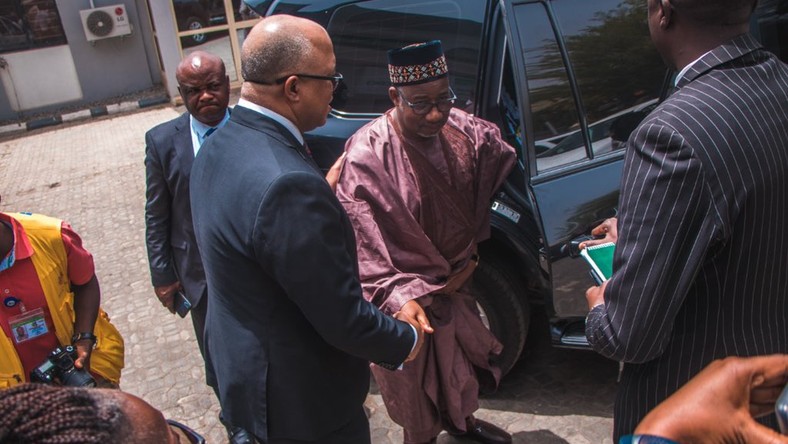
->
xmin=61 ymin=368 xmax=97 ymax=387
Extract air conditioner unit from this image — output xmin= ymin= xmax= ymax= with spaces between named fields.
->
xmin=79 ymin=5 xmax=132 ymax=42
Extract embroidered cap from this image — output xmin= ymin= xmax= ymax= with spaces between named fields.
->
xmin=388 ymin=40 xmax=449 ymax=86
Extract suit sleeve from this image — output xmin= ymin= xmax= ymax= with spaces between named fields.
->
xmin=144 ymin=130 xmax=178 ymax=286
xmin=254 ymin=171 xmax=415 ymax=368
xmin=585 ymin=121 xmax=720 ymax=363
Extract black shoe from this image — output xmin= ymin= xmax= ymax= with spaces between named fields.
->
xmin=449 ymin=418 xmax=511 ymax=444
xmin=220 ymin=414 xmax=256 ymax=444
xmin=228 ymin=426 xmax=256 ymax=444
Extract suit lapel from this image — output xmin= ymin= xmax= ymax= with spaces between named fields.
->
xmin=173 ymin=112 xmax=195 ymax=171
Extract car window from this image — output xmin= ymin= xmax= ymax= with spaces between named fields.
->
xmin=551 ymin=0 xmax=664 ymax=158
xmin=513 ymin=2 xmax=585 ymax=172
xmin=751 ymin=0 xmax=787 ymax=63
xmin=515 ymin=0 xmax=664 ymax=173
xmin=499 ymin=48 xmax=523 ymax=155
xmin=325 ymin=0 xmax=486 ymax=114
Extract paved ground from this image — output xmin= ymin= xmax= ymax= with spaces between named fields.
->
xmin=0 ymin=105 xmax=618 ymax=443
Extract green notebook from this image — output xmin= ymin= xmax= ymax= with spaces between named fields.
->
xmin=579 ymin=242 xmax=615 ymax=283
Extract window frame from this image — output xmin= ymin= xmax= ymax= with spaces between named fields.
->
xmin=324 ymin=0 xmax=487 ymax=116
xmin=0 ymin=0 xmax=67 ymax=55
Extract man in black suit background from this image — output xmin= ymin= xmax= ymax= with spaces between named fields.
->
xmin=144 ymin=52 xmax=253 ymax=444
xmin=190 ymin=15 xmax=425 ymax=444
xmin=582 ymin=0 xmax=788 ymax=440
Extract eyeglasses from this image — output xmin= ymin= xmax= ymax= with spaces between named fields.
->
xmin=397 ymin=87 xmax=457 ymax=115
xmin=274 ymin=72 xmax=344 ymax=91
xmin=167 ymin=419 xmax=206 ymax=444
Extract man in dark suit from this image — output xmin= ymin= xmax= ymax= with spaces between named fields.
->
xmin=190 ymin=15 xmax=424 ymax=444
xmin=582 ymin=0 xmax=788 ymax=440
xmin=144 ymin=52 xmax=253 ymax=443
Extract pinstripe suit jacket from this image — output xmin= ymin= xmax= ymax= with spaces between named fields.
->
xmin=585 ymin=33 xmax=788 ymax=438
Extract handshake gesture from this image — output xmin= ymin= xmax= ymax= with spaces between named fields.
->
xmin=394 ymin=299 xmax=434 ymax=362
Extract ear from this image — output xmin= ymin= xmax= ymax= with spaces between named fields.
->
xmin=388 ymin=86 xmax=399 ymax=106
xmin=283 ymin=76 xmax=300 ymax=101
xmin=659 ymin=0 xmax=673 ymax=29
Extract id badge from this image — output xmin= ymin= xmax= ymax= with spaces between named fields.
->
xmin=8 ymin=307 xmax=49 ymax=344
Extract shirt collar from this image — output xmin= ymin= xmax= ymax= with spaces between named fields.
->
xmin=190 ymin=110 xmax=230 ymax=155
xmin=191 ymin=110 xmax=230 ymax=138
xmin=237 ymin=98 xmax=304 ymax=145
xmin=0 ymin=212 xmax=34 ymax=263
xmin=674 ymin=49 xmax=712 ymax=87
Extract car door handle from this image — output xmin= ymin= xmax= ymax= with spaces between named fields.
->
xmin=562 ymin=234 xmax=595 ymax=258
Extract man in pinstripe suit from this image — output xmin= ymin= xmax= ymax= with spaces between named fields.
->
xmin=583 ymin=0 xmax=788 ymax=440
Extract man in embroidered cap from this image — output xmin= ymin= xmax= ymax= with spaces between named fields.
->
xmin=335 ymin=40 xmax=516 ymax=444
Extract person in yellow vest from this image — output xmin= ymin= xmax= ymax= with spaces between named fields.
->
xmin=0 ymin=207 xmax=123 ymax=388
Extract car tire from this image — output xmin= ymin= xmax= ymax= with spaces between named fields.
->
xmin=470 ymin=256 xmax=530 ymax=377
xmin=183 ymin=16 xmax=207 ymax=46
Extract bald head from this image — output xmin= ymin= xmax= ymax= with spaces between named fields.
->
xmin=238 ymin=15 xmax=337 ymax=133
xmin=241 ymin=15 xmax=330 ymax=85
xmin=176 ymin=51 xmax=225 ymax=81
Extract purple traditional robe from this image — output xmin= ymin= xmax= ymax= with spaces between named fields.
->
xmin=336 ymin=108 xmax=517 ymax=442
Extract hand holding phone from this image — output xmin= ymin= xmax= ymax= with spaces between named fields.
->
xmin=174 ymin=290 xmax=192 ymax=318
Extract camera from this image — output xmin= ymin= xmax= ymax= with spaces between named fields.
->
xmin=30 ymin=345 xmax=96 ymax=387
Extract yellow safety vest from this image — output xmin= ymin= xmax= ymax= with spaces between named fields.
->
xmin=0 ymin=213 xmax=124 ymax=387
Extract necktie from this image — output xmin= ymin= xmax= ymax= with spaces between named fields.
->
xmin=203 ymin=127 xmax=216 ymax=142
xmin=303 ymin=142 xmax=313 ymax=158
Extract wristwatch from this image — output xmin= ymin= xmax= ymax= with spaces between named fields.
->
xmin=71 ymin=332 xmax=97 ymax=347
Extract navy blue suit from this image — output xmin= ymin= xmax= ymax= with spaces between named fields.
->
xmin=190 ymin=105 xmax=415 ymax=443
xmin=145 ymin=111 xmax=220 ymax=390
xmin=145 ymin=112 xmax=206 ymax=305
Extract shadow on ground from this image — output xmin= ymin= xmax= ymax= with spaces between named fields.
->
xmin=436 ymin=429 xmax=568 ymax=444
xmin=479 ymin=306 xmax=619 ymax=418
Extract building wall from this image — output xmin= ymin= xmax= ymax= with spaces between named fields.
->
xmin=147 ymin=1 xmax=181 ymax=101
xmin=134 ymin=0 xmax=163 ymax=91
xmin=0 ymin=0 xmax=160 ymax=121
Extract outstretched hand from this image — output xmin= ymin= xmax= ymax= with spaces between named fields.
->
xmin=635 ymin=354 xmax=788 ymax=444
xmin=326 ymin=152 xmax=346 ymax=192
xmin=395 ymin=299 xmax=434 ymax=362
xmin=399 ymin=299 xmax=433 ymax=334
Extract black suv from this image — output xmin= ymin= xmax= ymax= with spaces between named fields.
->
xmin=246 ymin=0 xmax=785 ymax=375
